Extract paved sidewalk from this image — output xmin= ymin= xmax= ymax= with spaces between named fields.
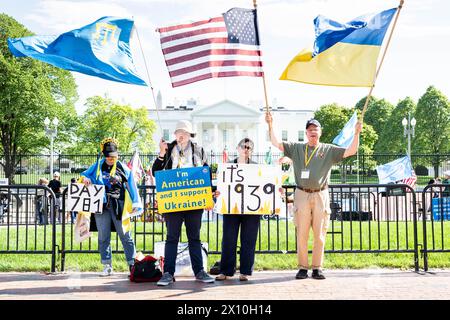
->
xmin=0 ymin=269 xmax=449 ymax=300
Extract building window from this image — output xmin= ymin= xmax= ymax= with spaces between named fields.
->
xmin=163 ymin=129 xmax=170 ymax=141
xmin=298 ymin=130 xmax=304 ymax=142
xmin=203 ymin=129 xmax=209 ymax=142
xmin=282 ymin=130 xmax=288 ymax=142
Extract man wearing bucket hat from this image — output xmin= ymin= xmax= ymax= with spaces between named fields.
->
xmin=81 ymin=137 xmax=142 ymax=277
xmin=266 ymin=113 xmax=362 ymax=280
xmin=152 ymin=120 xmax=215 ymax=286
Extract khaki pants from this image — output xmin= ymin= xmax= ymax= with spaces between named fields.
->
xmin=293 ymin=189 xmax=331 ymax=269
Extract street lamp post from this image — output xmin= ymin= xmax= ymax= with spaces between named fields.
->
xmin=44 ymin=117 xmax=59 ymax=179
xmin=402 ymin=111 xmax=416 ymax=157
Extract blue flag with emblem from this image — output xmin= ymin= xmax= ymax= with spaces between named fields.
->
xmin=8 ymin=16 xmax=146 ymax=86
xmin=332 ymin=111 xmax=358 ymax=148
xmin=376 ymin=156 xmax=413 ymax=184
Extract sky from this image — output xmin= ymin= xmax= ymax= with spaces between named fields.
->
xmin=2 ymin=0 xmax=450 ymax=114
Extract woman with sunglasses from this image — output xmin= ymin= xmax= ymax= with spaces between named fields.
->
xmin=215 ymin=138 xmax=260 ymax=281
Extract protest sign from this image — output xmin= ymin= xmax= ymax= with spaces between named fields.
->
xmin=67 ymin=183 xmax=105 ymax=214
xmin=216 ymin=163 xmax=283 ymax=215
xmin=155 ymin=167 xmax=213 ymax=213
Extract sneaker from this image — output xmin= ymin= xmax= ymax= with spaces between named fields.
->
xmin=100 ymin=264 xmax=113 ymax=277
xmin=295 ymin=269 xmax=308 ymax=279
xmin=128 ymin=265 xmax=134 ymax=278
xmin=239 ymin=274 xmax=249 ymax=281
xmin=195 ymin=270 xmax=215 ymax=283
xmin=157 ymin=272 xmax=175 ymax=286
xmin=312 ymin=269 xmax=326 ymax=280
xmin=215 ymin=273 xmax=228 ymax=281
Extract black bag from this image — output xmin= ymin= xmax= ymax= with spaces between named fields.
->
xmin=129 ymin=255 xmax=163 ymax=283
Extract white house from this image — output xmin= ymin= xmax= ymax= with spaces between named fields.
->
xmin=147 ymin=95 xmax=315 ymax=154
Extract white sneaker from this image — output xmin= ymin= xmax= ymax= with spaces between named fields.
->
xmin=100 ymin=264 xmax=113 ymax=277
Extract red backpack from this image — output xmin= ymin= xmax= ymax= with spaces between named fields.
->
xmin=129 ymin=255 xmax=163 ymax=283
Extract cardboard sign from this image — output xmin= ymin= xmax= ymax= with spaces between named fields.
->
xmin=155 ymin=167 xmax=214 ymax=213
xmin=67 ymin=183 xmax=105 ymax=214
xmin=431 ymin=197 xmax=450 ymax=221
xmin=216 ymin=163 xmax=283 ymax=215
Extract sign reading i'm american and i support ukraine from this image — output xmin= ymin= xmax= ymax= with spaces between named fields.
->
xmin=155 ymin=167 xmax=214 ymax=213
xmin=216 ymin=163 xmax=283 ymax=215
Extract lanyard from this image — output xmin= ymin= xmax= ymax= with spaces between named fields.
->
xmin=304 ymin=144 xmax=319 ymax=168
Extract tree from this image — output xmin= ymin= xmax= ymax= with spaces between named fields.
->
xmin=413 ymin=86 xmax=450 ymax=177
xmin=0 ymin=14 xmax=78 ymax=183
xmin=314 ymin=103 xmax=378 ymax=180
xmin=313 ymin=103 xmax=352 ymax=143
xmin=375 ymin=97 xmax=416 ymax=154
xmin=70 ymin=95 xmax=156 ymax=154
xmin=355 ymin=96 xmax=394 ymax=139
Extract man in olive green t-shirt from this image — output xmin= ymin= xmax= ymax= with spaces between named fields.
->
xmin=265 ymin=113 xmax=362 ymax=280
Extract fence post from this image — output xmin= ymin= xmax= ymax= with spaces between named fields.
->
xmin=50 ymin=189 xmax=57 ymax=273
xmin=421 ymin=186 xmax=429 ymax=271
xmin=412 ymin=189 xmax=419 ymax=272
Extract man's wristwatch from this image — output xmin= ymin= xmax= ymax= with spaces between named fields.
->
xmin=158 ymin=155 xmax=165 ymax=160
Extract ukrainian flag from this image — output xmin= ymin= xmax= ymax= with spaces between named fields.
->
xmin=280 ymin=8 xmax=397 ymax=87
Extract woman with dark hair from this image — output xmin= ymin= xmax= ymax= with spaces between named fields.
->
xmin=215 ymin=138 xmax=260 ymax=281
xmin=81 ymin=137 xmax=142 ymax=277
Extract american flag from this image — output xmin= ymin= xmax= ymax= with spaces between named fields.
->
xmin=157 ymin=8 xmax=264 ymax=88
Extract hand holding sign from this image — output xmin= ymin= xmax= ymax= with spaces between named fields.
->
xmin=216 ymin=164 xmax=283 ymax=215
xmin=68 ymin=183 xmax=105 ymax=214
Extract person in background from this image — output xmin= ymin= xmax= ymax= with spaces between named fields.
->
xmin=36 ymin=177 xmax=49 ymax=225
xmin=48 ymin=172 xmax=61 ymax=223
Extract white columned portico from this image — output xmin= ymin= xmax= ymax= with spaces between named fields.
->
xmin=213 ymin=122 xmax=219 ymax=153
xmin=234 ymin=123 xmax=240 ymax=148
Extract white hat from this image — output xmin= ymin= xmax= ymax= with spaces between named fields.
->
xmin=53 ymin=171 xmax=60 ymax=177
xmin=444 ymin=170 xmax=450 ymax=177
xmin=174 ymin=120 xmax=196 ymax=137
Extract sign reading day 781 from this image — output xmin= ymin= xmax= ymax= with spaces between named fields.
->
xmin=216 ymin=164 xmax=283 ymax=215
xmin=67 ymin=183 xmax=105 ymax=214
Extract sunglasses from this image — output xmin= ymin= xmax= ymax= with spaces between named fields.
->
xmin=240 ymin=145 xmax=253 ymax=150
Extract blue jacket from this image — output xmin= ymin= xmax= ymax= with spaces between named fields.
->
xmin=81 ymin=158 xmax=142 ymax=210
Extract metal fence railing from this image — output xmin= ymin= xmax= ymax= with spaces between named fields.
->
xmin=0 ymin=185 xmax=58 ymax=272
xmin=1 ymin=183 xmax=449 ymax=273
xmin=2 ymin=153 xmax=450 ymax=186
xmin=421 ymin=184 xmax=450 ymax=271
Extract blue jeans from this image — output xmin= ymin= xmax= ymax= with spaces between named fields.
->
xmin=95 ymin=202 xmax=136 ymax=266
xmin=163 ymin=210 xmax=204 ymax=276
xmin=220 ymin=214 xmax=260 ymax=276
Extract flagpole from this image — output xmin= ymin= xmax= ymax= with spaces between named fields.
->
xmin=133 ymin=20 xmax=164 ymax=138
xmin=360 ymin=0 xmax=404 ymax=121
xmin=253 ymin=0 xmax=271 ymax=116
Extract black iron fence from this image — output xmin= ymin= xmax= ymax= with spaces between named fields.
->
xmin=2 ymin=153 xmax=450 ymax=186
xmin=0 ymin=185 xmax=58 ymax=272
xmin=421 ymin=184 xmax=450 ymax=271
xmin=3 ymin=183 xmax=449 ymax=272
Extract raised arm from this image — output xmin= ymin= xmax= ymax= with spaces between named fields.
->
xmin=265 ymin=112 xmax=284 ymax=152
xmin=343 ymin=121 xmax=363 ymax=158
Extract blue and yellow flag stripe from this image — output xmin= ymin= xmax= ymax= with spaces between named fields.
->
xmin=281 ymin=7 xmax=397 ymax=87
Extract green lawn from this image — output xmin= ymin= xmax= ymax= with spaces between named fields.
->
xmin=0 ymin=219 xmax=449 ymax=272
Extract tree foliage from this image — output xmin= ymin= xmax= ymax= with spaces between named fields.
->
xmin=375 ymin=97 xmax=416 ymax=154
xmin=69 ymin=95 xmax=156 ymax=154
xmin=355 ymin=95 xmax=394 ymax=141
xmin=412 ymin=86 xmax=450 ymax=176
xmin=0 ymin=14 xmax=78 ymax=182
